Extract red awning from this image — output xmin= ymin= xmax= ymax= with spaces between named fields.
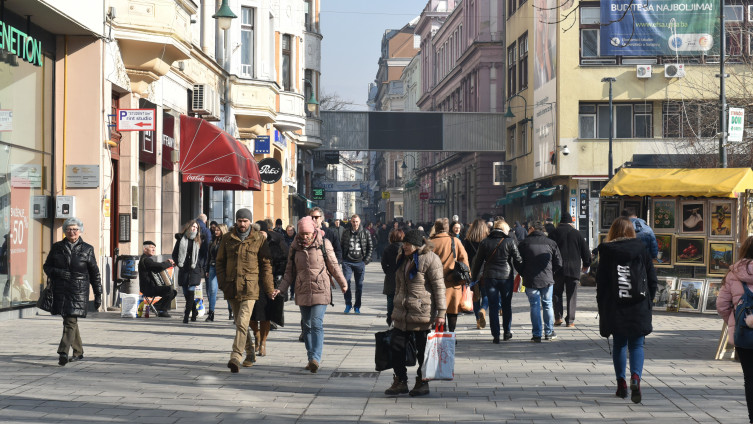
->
xmin=179 ymin=115 xmax=261 ymax=191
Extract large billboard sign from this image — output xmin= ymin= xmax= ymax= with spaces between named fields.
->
xmin=533 ymin=0 xmax=558 ymax=179
xmin=601 ymin=0 xmax=718 ymax=56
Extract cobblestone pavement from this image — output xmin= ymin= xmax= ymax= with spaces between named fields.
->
xmin=0 ymin=264 xmax=748 ymax=423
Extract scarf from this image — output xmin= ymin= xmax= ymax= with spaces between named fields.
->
xmin=177 ymin=236 xmax=199 ymax=269
xmin=237 ymin=227 xmax=251 ymax=241
xmin=398 ymin=251 xmax=420 ymax=281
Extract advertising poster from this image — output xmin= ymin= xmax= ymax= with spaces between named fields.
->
xmin=533 ymin=0 xmax=557 ymax=179
xmin=600 ymin=0 xmax=718 ymax=56
xmin=9 ymin=181 xmax=29 ymax=275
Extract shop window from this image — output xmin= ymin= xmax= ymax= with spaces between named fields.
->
xmin=580 ymin=102 xmax=653 ymax=139
xmin=282 ymin=34 xmax=292 ymax=91
xmin=507 ymin=43 xmax=517 ymax=96
xmin=241 ymin=7 xmax=255 ymax=77
xmin=518 ymin=33 xmax=528 ymax=90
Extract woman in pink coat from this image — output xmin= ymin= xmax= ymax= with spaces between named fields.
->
xmin=717 ymin=236 xmax=753 ymax=423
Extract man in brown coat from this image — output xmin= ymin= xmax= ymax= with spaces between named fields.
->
xmin=216 ymin=208 xmax=275 ymax=372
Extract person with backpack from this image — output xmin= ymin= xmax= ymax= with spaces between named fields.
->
xmin=596 ymin=216 xmax=658 ymax=404
xmin=717 ymin=235 xmax=753 ymax=424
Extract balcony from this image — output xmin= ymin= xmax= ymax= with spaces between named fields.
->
xmin=274 ymin=91 xmax=306 ymax=132
xmin=298 ymin=117 xmax=323 ymax=148
xmin=232 ymin=78 xmax=278 ymax=137
xmin=111 ymin=0 xmax=197 ymax=95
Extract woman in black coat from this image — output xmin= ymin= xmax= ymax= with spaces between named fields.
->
xmin=172 ymin=220 xmax=206 ymax=324
xmin=380 ymin=229 xmax=404 ymax=325
xmin=43 ymin=217 xmax=102 ymax=366
xmin=597 ymin=217 xmax=658 ymax=404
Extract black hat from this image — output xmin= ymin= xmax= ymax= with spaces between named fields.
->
xmin=143 ymin=240 xmax=156 ymax=247
xmin=560 ymin=212 xmax=573 ymax=223
xmin=275 ymin=218 xmax=283 ymax=225
xmin=403 ymin=230 xmax=425 ymax=247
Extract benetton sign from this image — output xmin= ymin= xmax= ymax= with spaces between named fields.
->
xmin=0 ymin=20 xmax=43 ymax=67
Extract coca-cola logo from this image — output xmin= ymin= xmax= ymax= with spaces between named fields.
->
xmin=213 ymin=176 xmax=233 ymax=183
xmin=258 ymin=158 xmax=282 ymax=184
xmin=185 ymin=175 xmax=205 ymax=182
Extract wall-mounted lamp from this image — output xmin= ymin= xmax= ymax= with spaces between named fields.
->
xmin=107 ymin=6 xmax=117 ymax=21
xmin=303 ymin=79 xmax=319 ymax=113
xmin=212 ymin=0 xmax=237 ymax=31
xmin=504 ymin=94 xmax=533 ymax=127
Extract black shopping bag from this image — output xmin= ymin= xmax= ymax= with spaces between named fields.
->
xmin=269 ymin=295 xmax=285 ymax=327
xmin=375 ymin=328 xmax=416 ymax=372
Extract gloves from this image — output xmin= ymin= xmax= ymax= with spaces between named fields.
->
xmin=94 ymin=296 xmax=102 ymax=311
xmin=58 ymin=270 xmax=71 ymax=280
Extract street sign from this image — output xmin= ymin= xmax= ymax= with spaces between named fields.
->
xmin=117 ymin=109 xmax=156 ymax=131
xmin=324 ymin=153 xmax=340 ymax=164
xmin=728 ymin=107 xmax=745 ymax=143
xmin=382 ymin=191 xmax=391 ymax=199
xmin=312 ymin=188 xmax=325 ymax=200
xmin=419 ymin=192 xmax=429 ymax=200
xmin=429 ymin=198 xmax=446 ymax=205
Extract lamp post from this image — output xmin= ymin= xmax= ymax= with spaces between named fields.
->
xmin=303 ymin=79 xmax=319 ymax=114
xmin=601 ymin=77 xmax=616 ymax=179
xmin=718 ymin=0 xmax=728 ymax=168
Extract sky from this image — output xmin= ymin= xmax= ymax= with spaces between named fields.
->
xmin=320 ymin=0 xmax=428 ymax=110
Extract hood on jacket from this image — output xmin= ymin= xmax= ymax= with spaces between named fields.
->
xmin=396 ymin=239 xmax=434 ymax=262
xmin=488 ymin=229 xmax=509 ymax=239
xmin=730 ymin=259 xmax=753 ymax=283
xmin=599 ymin=237 xmax=645 ymax=262
xmin=290 ymin=230 xmax=323 ymax=251
xmin=631 ymin=217 xmax=649 ymax=233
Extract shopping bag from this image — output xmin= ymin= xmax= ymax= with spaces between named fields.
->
xmin=120 ymin=293 xmax=139 ymax=318
xmin=375 ymin=328 xmax=417 ymax=372
xmin=421 ymin=324 xmax=455 ymax=381
xmin=459 ymin=284 xmax=473 ymax=312
xmin=269 ymin=295 xmax=285 ymax=327
xmin=513 ymin=274 xmax=522 ymax=292
xmin=194 ymin=287 xmax=205 ymax=317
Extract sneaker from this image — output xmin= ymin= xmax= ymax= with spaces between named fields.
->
xmin=344 ymin=305 xmax=352 ymax=314
xmin=545 ymin=331 xmax=558 ymax=341
xmin=227 ymin=359 xmax=240 ymax=373
xmin=503 ymin=332 xmax=513 ymax=341
xmin=531 ymin=336 xmax=542 ymax=343
xmin=554 ymin=319 xmax=563 ymax=326
xmin=354 ymin=308 xmax=361 ymax=314
xmin=615 ymin=378 xmax=628 ymax=399
xmin=384 ymin=375 xmax=409 ymax=395
xmin=630 ymin=373 xmax=641 ymax=404
xmin=478 ymin=309 xmax=487 ymax=329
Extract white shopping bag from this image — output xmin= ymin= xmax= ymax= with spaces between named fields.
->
xmin=194 ymin=286 xmax=206 ymax=317
xmin=120 ymin=293 xmax=139 ymax=318
xmin=421 ymin=325 xmax=455 ymax=381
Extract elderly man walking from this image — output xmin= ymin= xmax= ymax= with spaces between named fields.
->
xmin=216 ymin=208 xmax=275 ymax=372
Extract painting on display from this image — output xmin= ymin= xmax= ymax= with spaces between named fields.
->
xmin=651 ymin=199 xmax=676 ymax=232
xmin=709 ymin=200 xmax=734 ymax=238
xmin=622 ymin=199 xmax=643 ymax=219
xmin=680 ymin=200 xmax=706 ymax=234
xmin=523 ymin=200 xmax=561 ymax=228
xmin=600 ymin=200 xmax=620 ymax=230
xmin=702 ymin=279 xmax=723 ymax=314
xmin=653 ymin=234 xmax=673 ymax=268
xmin=666 ymin=289 xmax=681 ymax=312
xmin=678 ymin=279 xmax=704 ymax=312
xmin=675 ymin=236 xmax=705 ymax=266
xmin=707 ymin=241 xmax=734 ymax=276
xmin=653 ymin=277 xmax=676 ymax=308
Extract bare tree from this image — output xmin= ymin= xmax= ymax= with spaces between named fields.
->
xmin=319 ymin=92 xmax=357 ymax=111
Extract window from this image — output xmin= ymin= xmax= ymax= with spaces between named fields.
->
xmin=725 ymin=5 xmax=744 ymax=22
xmin=579 ymin=102 xmax=653 ymax=139
xmin=507 ymin=43 xmax=517 ymax=96
xmin=241 ymin=7 xmax=255 ymax=76
xmin=520 ymin=121 xmax=528 ymax=154
xmin=507 ymin=0 xmax=516 ymax=17
xmin=493 ymin=162 xmax=507 ymax=186
xmin=507 ymin=126 xmax=516 ymax=157
xmin=663 ymin=102 xmax=717 ymax=138
xmin=282 ymin=34 xmax=292 ymax=91
xmin=304 ymin=0 xmax=313 ymax=31
xmin=304 ymin=69 xmax=313 ymax=117
xmin=518 ymin=33 xmax=528 ymax=90
xmin=581 ymin=29 xmax=599 ymax=57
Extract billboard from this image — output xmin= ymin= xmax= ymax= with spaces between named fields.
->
xmin=601 ymin=0 xmax=718 ymax=56
xmin=533 ymin=0 xmax=559 ymax=179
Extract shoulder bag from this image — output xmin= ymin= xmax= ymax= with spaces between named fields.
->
xmin=450 ymin=237 xmax=472 ymax=284
xmin=36 ymin=277 xmax=54 ymax=312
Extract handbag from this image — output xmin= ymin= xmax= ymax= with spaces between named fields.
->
xmin=421 ymin=323 xmax=455 ymax=381
xmin=450 ymin=237 xmax=471 ymax=284
xmin=269 ymin=295 xmax=285 ymax=327
xmin=459 ymin=284 xmax=473 ymax=312
xmin=374 ymin=328 xmax=417 ymax=372
xmin=36 ymin=278 xmax=54 ymax=312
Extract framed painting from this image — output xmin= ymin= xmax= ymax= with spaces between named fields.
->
xmin=666 ymin=289 xmax=681 ymax=312
xmin=600 ymin=200 xmax=621 ymax=230
xmin=680 ymin=200 xmax=706 ymax=234
xmin=678 ymin=279 xmax=704 ymax=312
xmin=709 ymin=200 xmax=734 ymax=238
xmin=702 ymin=279 xmax=723 ymax=314
xmin=653 ymin=234 xmax=674 ymax=268
xmin=653 ymin=277 xmax=676 ymax=308
xmin=675 ymin=236 xmax=706 ymax=266
xmin=651 ymin=199 xmax=676 ymax=233
xmin=622 ymin=199 xmax=643 ymax=219
xmin=707 ymin=240 xmax=734 ymax=276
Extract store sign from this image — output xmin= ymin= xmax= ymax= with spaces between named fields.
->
xmin=0 ymin=110 xmax=12 ymax=131
xmin=419 ymin=192 xmax=429 ymax=200
xmin=254 ymin=136 xmax=270 ymax=154
xmin=0 ymin=19 xmax=43 ymax=66
xmin=65 ymin=165 xmax=100 ymax=188
xmin=258 ymin=158 xmax=282 ymax=184
xmin=117 ymin=109 xmax=156 ymax=131
xmin=10 ymin=164 xmax=41 ymax=188
xmin=728 ymin=107 xmax=745 ymax=143
xmin=162 ymin=112 xmax=175 ymax=170
xmin=324 ymin=153 xmax=340 ymax=164
xmin=579 ymin=188 xmax=589 ymax=219
xmin=382 ymin=191 xmax=390 ymax=199
xmin=9 ymin=183 xmax=29 ymax=275
xmin=321 ymin=180 xmax=378 ymax=192
xmin=429 ymin=198 xmax=446 ymax=205
xmin=312 ymin=188 xmax=325 ymax=200
xmin=273 ymin=130 xmax=286 ymax=147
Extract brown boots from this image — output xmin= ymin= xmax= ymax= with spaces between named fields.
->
xmin=409 ymin=376 xmax=430 ymax=397
xmin=384 ymin=375 xmax=409 ymax=395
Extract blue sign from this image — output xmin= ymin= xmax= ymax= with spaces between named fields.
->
xmin=254 ymin=136 xmax=270 ymax=154
xmin=601 ymin=0 xmax=718 ymax=56
xmin=273 ymin=130 xmax=286 ymax=148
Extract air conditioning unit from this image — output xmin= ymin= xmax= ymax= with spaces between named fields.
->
xmin=636 ymin=64 xmax=652 ymax=79
xmin=664 ymin=63 xmax=686 ymax=78
xmin=192 ymin=84 xmax=221 ymax=120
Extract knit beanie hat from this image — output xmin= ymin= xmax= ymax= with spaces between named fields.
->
xmin=236 ymin=208 xmax=253 ymax=221
xmin=298 ymin=216 xmax=316 ymax=234
xmin=403 ymin=229 xmax=425 ymax=247
xmin=560 ymin=212 xmax=573 ymax=223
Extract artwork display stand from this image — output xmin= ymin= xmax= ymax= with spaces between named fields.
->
xmin=714 ymin=322 xmax=736 ymax=361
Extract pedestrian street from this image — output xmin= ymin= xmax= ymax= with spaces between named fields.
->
xmin=0 ymin=264 xmax=748 ymax=423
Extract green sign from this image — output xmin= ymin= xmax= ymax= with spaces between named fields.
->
xmin=312 ymin=188 xmax=325 ymax=200
xmin=0 ymin=19 xmax=43 ymax=67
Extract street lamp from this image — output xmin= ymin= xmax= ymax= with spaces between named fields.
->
xmin=504 ymin=94 xmax=533 ymax=126
xmin=303 ymin=79 xmax=319 ymax=113
xmin=601 ymin=77 xmax=616 ymax=179
xmin=212 ymin=0 xmax=237 ymax=31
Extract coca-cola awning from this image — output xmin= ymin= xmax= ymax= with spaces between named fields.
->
xmin=179 ymin=115 xmax=261 ymax=191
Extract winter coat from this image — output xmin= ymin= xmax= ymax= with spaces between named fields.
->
xmin=264 ymin=229 xmax=290 ymax=277
xmin=197 ymin=219 xmax=212 ymax=263
xmin=278 ymin=233 xmax=347 ymax=306
xmin=209 ymin=237 xmax=221 ymax=268
xmin=341 ymin=227 xmax=373 ymax=264
xmin=596 ymin=237 xmax=658 ymax=338
xmin=322 ymin=226 xmax=343 ymax=263
xmin=430 ymin=232 xmax=470 ymax=288
xmin=717 ymin=260 xmax=753 ymax=346
xmin=548 ymin=223 xmax=592 ymax=279
xmin=44 ymin=238 xmax=102 ymax=317
xmin=283 ymin=231 xmax=296 ymax=246
xmin=517 ymin=231 xmax=562 ymax=289
xmin=471 ymin=230 xmax=523 ymax=282
xmin=391 ymin=243 xmax=447 ymax=331
xmin=215 ymin=226 xmax=274 ymax=301
xmin=381 ymin=242 xmax=403 ymax=295
xmin=138 ymin=253 xmax=172 ymax=296
xmin=513 ymin=224 xmax=527 ymax=242
xmin=172 ymin=235 xmax=205 ymax=288
xmin=631 ymin=217 xmax=659 ymax=259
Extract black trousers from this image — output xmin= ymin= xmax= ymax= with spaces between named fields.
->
xmin=553 ymin=275 xmax=578 ymax=324
xmin=390 ymin=328 xmax=428 ymax=382
xmin=737 ymin=346 xmax=753 ymax=423
xmin=144 ymin=286 xmax=176 ymax=312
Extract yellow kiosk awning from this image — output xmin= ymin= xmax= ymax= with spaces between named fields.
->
xmin=601 ymin=168 xmax=753 ymax=198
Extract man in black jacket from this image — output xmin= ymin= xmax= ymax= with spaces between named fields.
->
xmin=548 ymin=212 xmax=591 ymax=328
xmin=340 ymin=214 xmax=372 ymax=314
xmin=138 ymin=241 xmax=177 ymax=318
xmin=517 ymin=221 xmax=563 ymax=342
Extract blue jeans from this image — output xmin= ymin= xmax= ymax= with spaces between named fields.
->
xmin=526 ymin=285 xmax=554 ymax=338
xmin=206 ymin=266 xmax=218 ymax=312
xmin=612 ymin=335 xmax=645 ymax=379
xmin=342 ymin=261 xmax=365 ymax=308
xmin=300 ymin=304 xmax=327 ymax=362
xmin=485 ymin=278 xmax=514 ymax=338
xmin=473 ymin=282 xmax=489 ymax=320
